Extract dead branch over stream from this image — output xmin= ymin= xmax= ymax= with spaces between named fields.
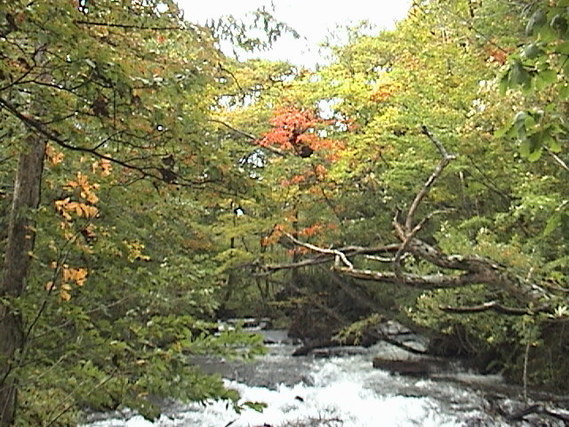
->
xmin=254 ymin=127 xmax=562 ymax=317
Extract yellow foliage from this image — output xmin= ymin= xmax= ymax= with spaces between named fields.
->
xmin=63 ymin=267 xmax=88 ymax=287
xmin=59 ymin=289 xmax=71 ymax=302
xmin=45 ymin=265 xmax=89 ymax=302
xmin=54 ymin=198 xmax=98 ymax=220
xmin=124 ymin=240 xmax=151 ymax=262
xmin=91 ymin=158 xmax=112 ymax=177
xmin=45 ymin=144 xmax=64 ymax=166
xmin=66 ymin=172 xmax=100 ymax=204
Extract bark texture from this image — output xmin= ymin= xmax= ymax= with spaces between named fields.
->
xmin=0 ymin=139 xmax=45 ymax=425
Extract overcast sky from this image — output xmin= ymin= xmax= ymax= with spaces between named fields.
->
xmin=176 ymin=0 xmax=412 ymax=67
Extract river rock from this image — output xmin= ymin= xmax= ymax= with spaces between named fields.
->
xmin=372 ymin=357 xmax=431 ymax=376
xmin=312 ymin=346 xmax=368 ymax=358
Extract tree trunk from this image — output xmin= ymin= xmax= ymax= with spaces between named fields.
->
xmin=0 ymin=138 xmax=46 ymax=425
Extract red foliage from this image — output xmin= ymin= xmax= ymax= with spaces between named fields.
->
xmin=281 ymin=173 xmax=307 ymax=187
xmin=485 ymin=43 xmax=511 ymax=65
xmin=299 ymin=223 xmax=324 ymax=237
xmin=259 ymin=107 xmax=344 ymax=159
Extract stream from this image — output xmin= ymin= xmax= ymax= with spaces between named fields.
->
xmin=85 ymin=329 xmax=568 ymax=427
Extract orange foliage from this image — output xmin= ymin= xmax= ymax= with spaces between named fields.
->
xmin=260 ymin=224 xmax=286 ymax=247
xmin=45 ymin=264 xmax=89 ymax=302
xmin=487 ymin=48 xmax=509 ymax=65
xmin=91 ymin=158 xmax=112 ymax=177
xmin=281 ymin=173 xmax=307 ymax=187
xmin=46 ymin=144 xmax=64 ymax=166
xmin=370 ymin=83 xmax=399 ymax=102
xmin=287 ymin=247 xmax=310 ymax=256
xmin=299 ymin=223 xmax=324 ymax=237
xmin=485 ymin=42 xmax=511 ymax=65
xmin=314 ymin=164 xmax=327 ymax=179
xmin=259 ymin=107 xmax=344 ymax=158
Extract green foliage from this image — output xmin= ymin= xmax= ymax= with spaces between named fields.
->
xmin=333 ymin=313 xmax=383 ymax=345
xmin=223 ymin=0 xmax=569 ymax=392
xmin=2 ymin=0 xmax=569 ymax=422
xmin=1 ymin=0 xmax=274 ymax=423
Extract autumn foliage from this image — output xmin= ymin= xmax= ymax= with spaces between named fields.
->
xmin=259 ymin=107 xmax=344 ymax=159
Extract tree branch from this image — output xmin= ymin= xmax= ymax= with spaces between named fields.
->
xmin=440 ymin=301 xmax=552 ymax=316
xmin=0 ymin=97 xmax=210 ymax=187
xmin=545 ymin=147 xmax=569 ymax=172
xmin=256 ymin=243 xmax=400 ymax=274
xmin=73 ymin=20 xmax=186 ymax=31
xmin=209 ymin=118 xmax=286 ymax=156
xmin=405 ymin=126 xmax=456 ymax=232
xmin=283 ymin=232 xmax=354 ymax=269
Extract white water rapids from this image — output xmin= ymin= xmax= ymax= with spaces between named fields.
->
xmin=85 ymin=330 xmax=566 ymax=426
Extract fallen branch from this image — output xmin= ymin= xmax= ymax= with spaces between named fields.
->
xmin=283 ymin=232 xmax=354 ymax=269
xmin=440 ymin=301 xmax=552 ymax=316
xmin=252 ymin=243 xmax=400 ymax=275
xmin=251 ymin=128 xmax=552 ymax=312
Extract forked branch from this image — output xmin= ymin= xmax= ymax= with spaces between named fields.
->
xmin=259 ymin=128 xmax=549 ymax=310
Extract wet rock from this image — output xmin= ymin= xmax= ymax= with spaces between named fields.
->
xmin=372 ymin=357 xmax=431 ymax=376
xmin=312 ymin=346 xmax=368 ymax=358
xmin=219 ymin=317 xmax=272 ymax=331
xmin=376 ymin=320 xmax=413 ymax=336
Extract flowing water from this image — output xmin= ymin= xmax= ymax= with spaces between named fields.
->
xmin=85 ymin=329 xmax=568 ymax=427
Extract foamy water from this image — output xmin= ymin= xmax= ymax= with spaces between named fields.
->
xmin=86 ymin=341 xmax=498 ymax=427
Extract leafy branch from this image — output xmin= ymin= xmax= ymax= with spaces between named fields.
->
xmin=0 ymin=97 xmax=210 ymax=187
xmin=258 ymin=127 xmax=558 ymax=315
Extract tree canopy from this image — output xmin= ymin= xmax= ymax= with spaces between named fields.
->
xmin=1 ymin=0 xmax=568 ymax=424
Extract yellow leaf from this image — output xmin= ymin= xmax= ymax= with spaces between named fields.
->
xmin=60 ymin=289 xmax=71 ymax=302
xmin=46 ymin=145 xmax=64 ymax=166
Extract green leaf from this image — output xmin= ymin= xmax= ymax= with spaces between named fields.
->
xmin=520 ymin=133 xmax=543 ymax=161
xmin=509 ymin=61 xmax=531 ymax=88
xmin=550 ymin=14 xmax=568 ymax=36
xmin=536 ymin=69 xmax=557 ymax=87
xmin=494 ymin=123 xmax=513 ymax=138
xmin=242 ymin=401 xmax=267 ymax=412
xmin=559 ymin=84 xmax=569 ymax=100
xmin=526 ymin=9 xmax=547 ymax=36
xmin=523 ymin=43 xmax=543 ymax=59
xmin=556 ymin=41 xmax=569 ymax=55
xmin=544 ymin=212 xmax=562 ymax=236
xmin=549 ymin=137 xmax=562 ymax=153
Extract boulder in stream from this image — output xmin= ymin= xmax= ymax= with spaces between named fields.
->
xmin=372 ymin=357 xmax=431 ymax=376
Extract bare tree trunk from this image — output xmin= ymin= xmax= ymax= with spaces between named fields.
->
xmin=0 ymin=138 xmax=46 ymax=425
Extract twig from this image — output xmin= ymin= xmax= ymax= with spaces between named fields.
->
xmin=209 ymin=119 xmax=256 ymax=140
xmin=283 ymin=232 xmax=354 ymax=269
xmin=545 ymin=147 xmax=569 ymax=172
xmin=405 ymin=126 xmax=456 ymax=232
